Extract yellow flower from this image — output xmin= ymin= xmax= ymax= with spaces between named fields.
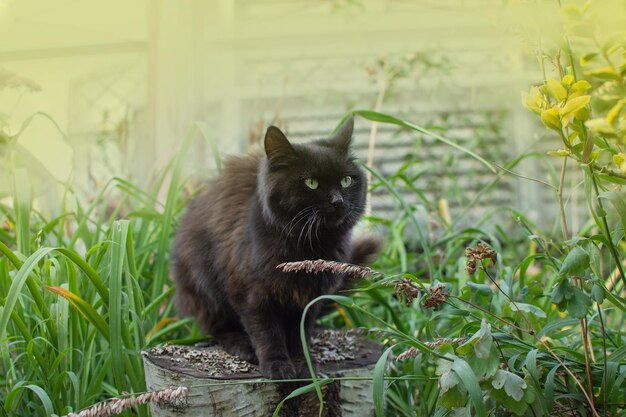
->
xmin=522 ymin=86 xmax=547 ymax=115
xmin=541 ymin=108 xmax=562 ymax=131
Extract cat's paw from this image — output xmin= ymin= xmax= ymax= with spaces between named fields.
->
xmin=216 ymin=331 xmax=258 ymax=364
xmin=235 ymin=347 xmax=258 ymax=364
xmin=261 ymin=359 xmax=297 ymax=380
xmin=293 ymin=359 xmax=317 ymax=379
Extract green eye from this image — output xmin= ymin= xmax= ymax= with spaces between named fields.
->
xmin=340 ymin=176 xmax=352 ymax=188
xmin=304 ymin=178 xmax=319 ymax=190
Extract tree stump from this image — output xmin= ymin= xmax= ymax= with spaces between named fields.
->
xmin=143 ymin=329 xmax=383 ymax=417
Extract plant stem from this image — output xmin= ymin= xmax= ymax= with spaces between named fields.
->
xmin=580 ymin=316 xmax=596 ymax=410
xmin=597 ymin=304 xmax=608 ymax=417
xmin=555 ymin=138 xmax=596 ymax=409
xmin=557 ymin=156 xmax=570 ymax=242
xmin=588 ymin=166 xmax=626 ymax=289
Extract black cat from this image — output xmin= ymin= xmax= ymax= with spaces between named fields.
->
xmin=170 ymin=116 xmax=381 ymax=379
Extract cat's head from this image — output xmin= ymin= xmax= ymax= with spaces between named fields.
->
xmin=258 ymin=116 xmax=366 ymax=235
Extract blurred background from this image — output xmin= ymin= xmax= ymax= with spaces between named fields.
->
xmin=2 ymin=0 xmax=623 ymax=232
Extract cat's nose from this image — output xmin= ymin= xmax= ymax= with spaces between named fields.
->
xmin=330 ymin=192 xmax=344 ymax=208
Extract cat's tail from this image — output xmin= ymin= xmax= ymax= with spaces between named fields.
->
xmin=349 ymin=234 xmax=384 ymax=266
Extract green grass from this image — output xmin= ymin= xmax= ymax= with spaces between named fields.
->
xmin=0 ymin=120 xmax=216 ymax=416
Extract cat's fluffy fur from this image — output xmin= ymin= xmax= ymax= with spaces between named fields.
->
xmin=170 ymin=117 xmax=381 ymax=379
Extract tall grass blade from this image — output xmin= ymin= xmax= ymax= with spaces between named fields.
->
xmin=12 ymin=168 xmax=32 ymax=256
xmin=109 ymin=220 xmax=130 ymax=393
xmin=373 ymin=346 xmax=393 ymax=417
xmin=271 ymin=378 xmax=335 ymax=417
xmin=0 ymin=247 xmax=55 ymax=342
xmin=46 ymin=286 xmax=110 ymax=340
xmin=300 ymin=294 xmax=355 ymax=416
xmin=339 ymin=110 xmax=496 ymax=173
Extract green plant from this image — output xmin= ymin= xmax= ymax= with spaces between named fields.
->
xmin=315 ymin=2 xmax=626 ymax=414
xmin=0 ymin=115 xmax=216 ymax=416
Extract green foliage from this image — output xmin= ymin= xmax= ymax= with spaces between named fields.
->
xmin=341 ymin=2 xmax=626 ymax=416
xmin=0 ymin=117 xmax=213 ymax=416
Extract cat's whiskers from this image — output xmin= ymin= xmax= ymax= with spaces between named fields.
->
xmin=297 ymin=212 xmax=316 ymax=249
xmin=281 ymin=207 xmax=312 ymax=238
xmin=306 ymin=210 xmax=320 ymax=252
xmin=313 ymin=211 xmax=321 ymax=244
xmin=289 ymin=209 xmax=315 ymax=240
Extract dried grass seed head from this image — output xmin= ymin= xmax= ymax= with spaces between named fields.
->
xmin=276 ymin=259 xmax=377 ymax=279
xmin=423 ymin=283 xmax=448 ymax=309
xmin=465 ymin=243 xmax=497 ymax=274
xmin=394 ymin=278 xmax=420 ymax=306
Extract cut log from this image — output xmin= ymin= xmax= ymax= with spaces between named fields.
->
xmin=143 ymin=329 xmax=383 ymax=417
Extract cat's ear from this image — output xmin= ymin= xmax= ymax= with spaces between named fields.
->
xmin=264 ymin=126 xmax=295 ymax=159
xmin=330 ymin=116 xmax=354 ymax=151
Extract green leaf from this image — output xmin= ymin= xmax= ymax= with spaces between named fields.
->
xmin=466 ymin=282 xmax=494 ymax=295
xmin=457 ymin=319 xmax=492 ymax=359
xmin=559 ymin=247 xmax=589 ymax=277
xmin=490 ymin=386 xmax=529 ymax=416
xmin=509 ymin=302 xmax=547 ymax=318
xmin=544 ymin=365 xmax=560 ymax=411
xmin=551 ymin=279 xmax=592 ymax=318
xmin=473 ymin=322 xmax=492 ymax=360
xmin=597 ymin=173 xmax=626 ymax=185
xmin=439 ymin=385 xmax=467 ymax=409
xmin=492 ymin=369 xmax=527 ymax=402
xmin=437 ymin=356 xmax=454 ymax=376
xmin=591 ymin=283 xmax=605 ymax=304
xmin=566 ymin=286 xmax=592 ymax=318
xmin=551 ymin=280 xmax=568 ymax=305
xmin=440 ymin=366 xmax=461 ymax=393
xmin=373 ymin=346 xmax=393 ymax=417
xmin=523 ymin=349 xmax=540 ymax=381
xmin=466 ymin=346 xmax=500 ymax=378
xmin=451 ymin=358 xmax=487 ymax=417
xmin=599 ymin=191 xmax=626 ymax=234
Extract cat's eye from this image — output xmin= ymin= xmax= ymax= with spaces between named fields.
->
xmin=340 ymin=176 xmax=352 ymax=188
xmin=304 ymin=178 xmax=319 ymax=190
